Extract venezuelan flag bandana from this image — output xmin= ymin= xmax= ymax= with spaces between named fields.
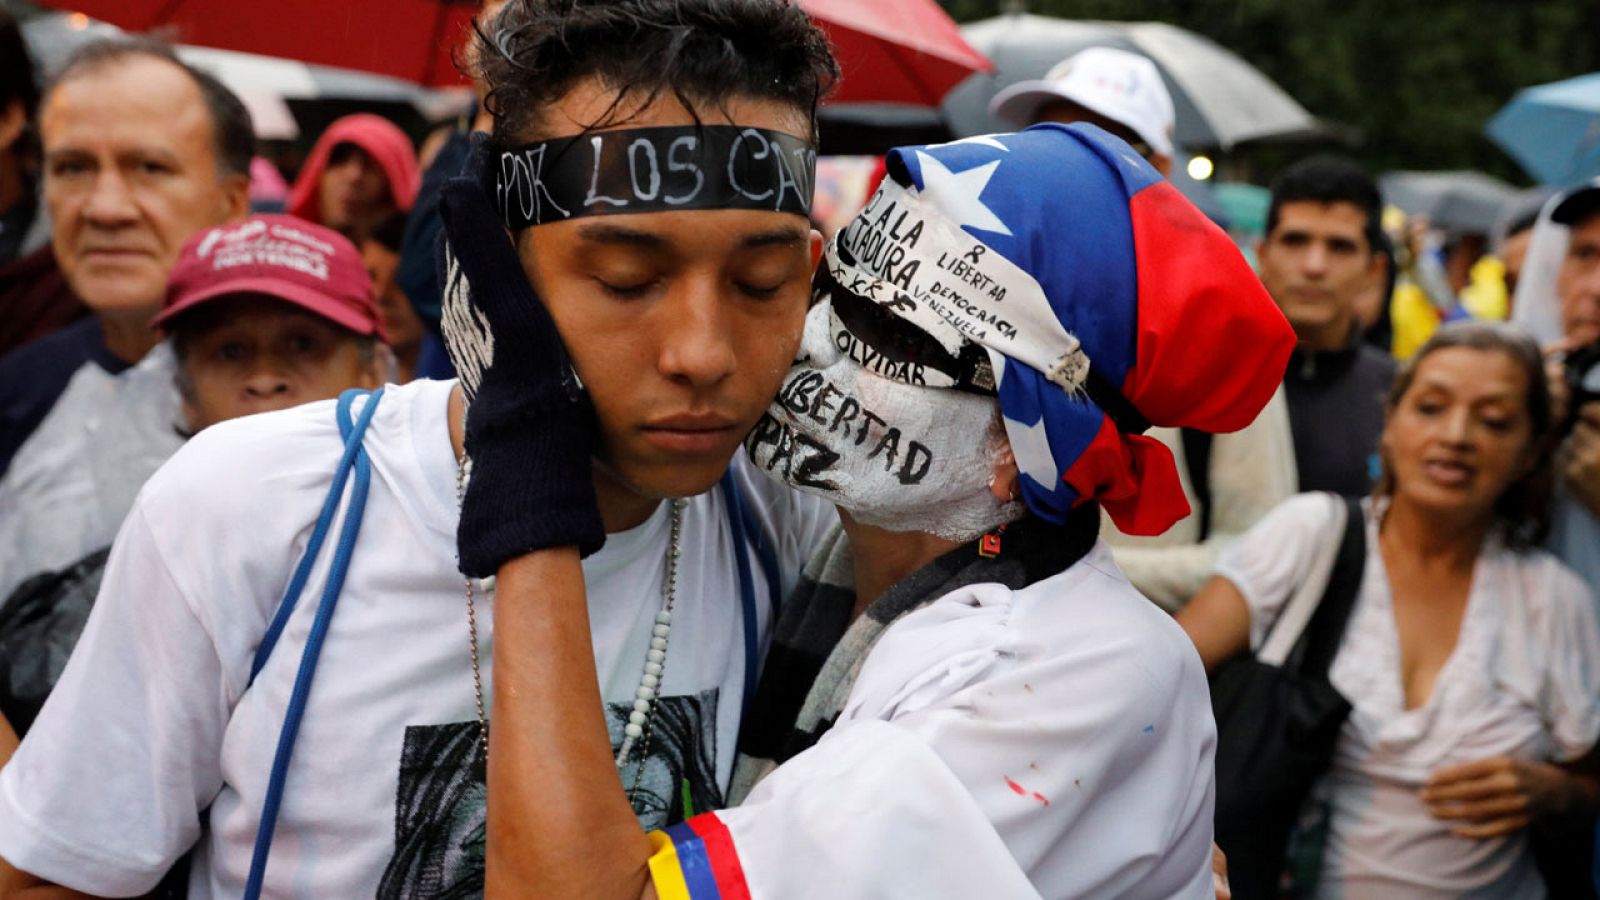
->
xmin=823 ymin=123 xmax=1293 ymax=536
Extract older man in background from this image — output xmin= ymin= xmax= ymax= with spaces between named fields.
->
xmin=0 ymin=212 xmax=389 ymax=773
xmin=0 ymin=38 xmax=251 ymax=600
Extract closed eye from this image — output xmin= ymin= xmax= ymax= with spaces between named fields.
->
xmin=736 ymin=281 xmax=784 ymax=300
xmin=597 ymin=278 xmax=656 ymax=299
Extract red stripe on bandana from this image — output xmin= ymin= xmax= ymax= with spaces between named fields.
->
xmin=1119 ymin=179 xmax=1294 ymax=434
xmin=1063 ymin=415 xmax=1191 ymax=536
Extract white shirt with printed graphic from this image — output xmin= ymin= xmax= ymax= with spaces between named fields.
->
xmin=0 ymin=378 xmax=833 ymax=898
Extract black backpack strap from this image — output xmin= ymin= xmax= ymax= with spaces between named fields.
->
xmin=1180 ymin=428 xmax=1214 ymax=540
xmin=1287 ymin=495 xmax=1367 ymax=679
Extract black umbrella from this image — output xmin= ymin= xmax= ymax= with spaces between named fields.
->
xmin=1379 ymin=170 xmax=1521 ymax=235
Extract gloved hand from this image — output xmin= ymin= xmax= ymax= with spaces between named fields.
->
xmin=437 ymin=135 xmax=604 ymax=577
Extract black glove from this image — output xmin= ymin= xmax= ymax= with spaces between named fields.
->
xmin=437 ymin=135 xmax=604 ymax=577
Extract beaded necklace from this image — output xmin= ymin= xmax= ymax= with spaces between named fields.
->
xmin=454 ymin=457 xmax=685 ymax=800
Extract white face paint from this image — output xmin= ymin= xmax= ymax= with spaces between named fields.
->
xmin=745 ymin=303 xmax=1024 ymax=541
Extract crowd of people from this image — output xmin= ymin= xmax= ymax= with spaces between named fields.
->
xmin=0 ymin=0 xmax=1596 ymax=898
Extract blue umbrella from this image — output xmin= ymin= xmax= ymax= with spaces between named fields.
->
xmin=1486 ymin=72 xmax=1600 ymax=187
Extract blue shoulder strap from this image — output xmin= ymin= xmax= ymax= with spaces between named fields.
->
xmin=736 ymin=482 xmax=783 ymax=622
xmin=243 ymin=398 xmax=768 ymax=893
xmin=244 ymin=387 xmax=383 ymax=899
xmin=719 ymin=470 xmax=781 ymax=719
xmin=249 ymin=389 xmax=384 ymax=683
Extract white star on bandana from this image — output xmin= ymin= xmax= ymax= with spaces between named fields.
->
xmin=932 ymin=134 xmax=1011 ymax=153
xmin=1003 ymin=414 xmax=1058 ymax=489
xmin=914 ymin=151 xmax=1013 ymax=236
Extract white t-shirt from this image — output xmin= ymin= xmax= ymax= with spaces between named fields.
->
xmin=1217 ymin=494 xmax=1600 ymax=899
xmin=0 ymin=342 xmax=184 ymax=601
xmin=0 ymin=378 xmax=834 ymax=897
xmin=649 ymin=541 xmax=1219 ymax=899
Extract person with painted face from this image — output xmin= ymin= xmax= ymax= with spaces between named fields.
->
xmin=483 ymin=124 xmax=1295 ymax=897
xmin=0 ymin=2 xmax=839 ymax=895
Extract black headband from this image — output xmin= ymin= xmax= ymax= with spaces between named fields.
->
xmin=488 ymin=124 xmax=817 ymax=229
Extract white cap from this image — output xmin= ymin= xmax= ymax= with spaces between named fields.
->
xmin=989 ymin=47 xmax=1176 ymax=158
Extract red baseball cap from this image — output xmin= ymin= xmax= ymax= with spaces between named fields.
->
xmin=154 ymin=214 xmax=389 ymax=343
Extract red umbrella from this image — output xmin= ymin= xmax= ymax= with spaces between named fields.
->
xmin=799 ymin=0 xmax=993 ymax=105
xmin=35 ymin=0 xmax=989 ymax=103
xmin=33 ymin=0 xmax=479 ymax=87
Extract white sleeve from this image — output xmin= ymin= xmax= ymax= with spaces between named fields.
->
xmin=1108 ymin=541 xmax=1218 ymax=612
xmin=1204 ymin=387 xmax=1299 ymax=554
xmin=1533 ymin=560 xmax=1600 ymax=761
xmin=650 ymin=568 xmax=1216 ymax=899
xmin=648 ymin=721 xmax=1040 ymax=899
xmin=1214 ymin=493 xmax=1341 ymax=650
xmin=0 ymin=501 xmax=229 ymax=895
xmin=1110 ymin=389 xmax=1298 ymax=611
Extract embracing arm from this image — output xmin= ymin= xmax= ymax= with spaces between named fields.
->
xmin=0 ymin=713 xmax=15 ymax=769
xmin=0 ymin=714 xmax=96 ymax=899
xmin=484 ymin=551 xmax=655 ymax=900
xmin=435 ymin=134 xmax=644 ymax=897
xmin=0 ymin=864 xmax=97 ymax=900
xmin=1175 ymin=575 xmax=1252 ymax=674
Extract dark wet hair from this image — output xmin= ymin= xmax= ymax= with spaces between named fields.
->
xmin=1266 ymin=154 xmax=1383 ymax=254
xmin=0 ymin=7 xmax=38 ymax=123
xmin=47 ymin=37 xmax=255 ymax=179
xmin=1374 ymin=320 xmax=1555 ymax=550
xmin=358 ymin=211 xmax=410 ymax=254
xmin=473 ymin=0 xmax=839 ymax=144
xmin=0 ymin=6 xmax=38 ymax=168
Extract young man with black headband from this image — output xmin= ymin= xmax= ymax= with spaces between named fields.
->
xmin=0 ymin=2 xmax=837 ymax=895
xmin=479 ymin=120 xmax=1296 ymax=896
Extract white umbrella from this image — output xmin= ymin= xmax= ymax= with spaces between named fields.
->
xmin=173 ymin=45 xmax=470 ymax=137
xmin=943 ymin=15 xmax=1323 ymax=150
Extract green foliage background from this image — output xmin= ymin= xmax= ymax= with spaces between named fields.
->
xmin=936 ymin=0 xmax=1600 ymax=183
